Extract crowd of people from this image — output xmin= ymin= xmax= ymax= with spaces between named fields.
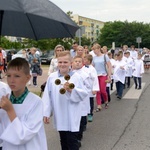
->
xmin=0 ymin=43 xmax=149 ymax=150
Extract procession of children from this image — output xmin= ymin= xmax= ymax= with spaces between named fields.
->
xmin=0 ymin=44 xmax=147 ymax=150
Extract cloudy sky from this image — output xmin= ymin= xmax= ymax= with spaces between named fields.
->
xmin=50 ymin=0 xmax=150 ymax=23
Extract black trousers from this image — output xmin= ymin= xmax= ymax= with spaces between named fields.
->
xmin=78 ymin=116 xmax=87 ymax=141
xmin=133 ymin=77 xmax=142 ymax=88
xmin=111 ymin=79 xmax=114 ymax=90
xmin=106 ymin=87 xmax=111 ymax=102
xmin=125 ymin=77 xmax=131 ymax=87
xmin=89 ymin=97 xmax=94 ymax=116
xmin=101 ymin=87 xmax=111 ymax=103
xmin=0 ymin=147 xmax=2 ymax=150
xmin=59 ymin=131 xmax=79 ymax=150
xmin=33 ymin=76 xmax=37 ymax=85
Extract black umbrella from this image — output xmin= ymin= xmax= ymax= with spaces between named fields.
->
xmin=0 ymin=0 xmax=79 ymax=40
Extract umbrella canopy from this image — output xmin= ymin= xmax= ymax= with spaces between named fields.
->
xmin=0 ymin=0 xmax=79 ymax=40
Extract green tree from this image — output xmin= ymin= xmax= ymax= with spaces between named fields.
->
xmin=98 ymin=21 xmax=150 ymax=49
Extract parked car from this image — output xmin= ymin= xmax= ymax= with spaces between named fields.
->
xmin=40 ymin=50 xmax=54 ymax=65
xmin=5 ymin=49 xmax=17 ymax=55
xmin=12 ymin=48 xmax=42 ymax=59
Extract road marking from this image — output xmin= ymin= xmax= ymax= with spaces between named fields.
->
xmin=123 ymin=83 xmax=145 ymax=99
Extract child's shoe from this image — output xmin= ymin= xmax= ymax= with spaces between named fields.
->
xmin=88 ymin=115 xmax=93 ymax=122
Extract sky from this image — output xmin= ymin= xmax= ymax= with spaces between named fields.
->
xmin=50 ymin=0 xmax=150 ymax=23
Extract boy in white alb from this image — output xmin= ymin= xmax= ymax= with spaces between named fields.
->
xmin=72 ymin=55 xmax=91 ymax=144
xmin=113 ymin=51 xmax=127 ymax=99
xmin=42 ymin=51 xmax=88 ymax=150
xmin=82 ymin=54 xmax=99 ymax=122
xmin=130 ymin=45 xmax=138 ymax=60
xmin=124 ymin=50 xmax=134 ymax=88
xmin=107 ymin=52 xmax=116 ymax=90
xmin=132 ymin=53 xmax=144 ymax=89
xmin=0 ymin=58 xmax=47 ymax=150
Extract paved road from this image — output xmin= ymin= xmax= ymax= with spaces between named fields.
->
xmin=44 ymin=69 xmax=150 ymax=150
xmin=2 ymin=66 xmax=150 ymax=150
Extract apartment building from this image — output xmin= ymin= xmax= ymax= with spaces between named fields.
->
xmin=72 ymin=14 xmax=105 ymax=42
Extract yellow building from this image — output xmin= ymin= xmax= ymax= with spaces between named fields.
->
xmin=72 ymin=14 xmax=105 ymax=42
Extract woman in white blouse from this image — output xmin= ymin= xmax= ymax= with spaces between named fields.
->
xmin=48 ymin=45 xmax=65 ymax=75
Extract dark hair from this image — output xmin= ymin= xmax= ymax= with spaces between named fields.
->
xmin=7 ymin=57 xmax=30 ymax=75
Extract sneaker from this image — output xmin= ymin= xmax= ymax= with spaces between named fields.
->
xmin=88 ymin=115 xmax=93 ymax=122
xmin=117 ymin=96 xmax=122 ymax=99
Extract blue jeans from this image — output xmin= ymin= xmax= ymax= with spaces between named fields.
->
xmin=116 ymin=81 xmax=124 ymax=97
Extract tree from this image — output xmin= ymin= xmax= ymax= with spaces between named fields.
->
xmin=66 ymin=11 xmax=73 ymax=18
xmin=98 ymin=21 xmax=150 ymax=49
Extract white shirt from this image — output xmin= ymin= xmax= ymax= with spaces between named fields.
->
xmin=130 ymin=50 xmax=138 ymax=60
xmin=109 ymin=58 xmax=116 ymax=78
xmin=35 ymin=50 xmax=40 ymax=56
xmin=132 ymin=59 xmax=144 ymax=77
xmin=113 ymin=59 xmax=127 ymax=84
xmin=73 ymin=68 xmax=91 ymax=116
xmin=125 ymin=57 xmax=134 ymax=77
xmin=0 ymin=82 xmax=10 ymax=99
xmin=89 ymin=50 xmax=96 ymax=57
xmin=0 ymin=82 xmax=11 ymax=147
xmin=42 ymin=71 xmax=88 ymax=132
xmin=0 ymin=92 xmax=48 ymax=150
xmin=48 ymin=58 xmax=58 ymax=75
xmin=82 ymin=65 xmax=99 ymax=97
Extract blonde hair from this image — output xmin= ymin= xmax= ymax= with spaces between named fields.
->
xmin=73 ymin=55 xmax=83 ymax=60
xmin=57 ymin=51 xmax=72 ymax=61
xmin=54 ymin=44 xmax=65 ymax=58
xmin=30 ymin=47 xmax=37 ymax=52
xmin=76 ymin=45 xmax=85 ymax=58
xmin=92 ymin=43 xmax=101 ymax=49
xmin=84 ymin=54 xmax=93 ymax=63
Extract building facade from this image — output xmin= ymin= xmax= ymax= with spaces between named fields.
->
xmin=72 ymin=14 xmax=105 ymax=43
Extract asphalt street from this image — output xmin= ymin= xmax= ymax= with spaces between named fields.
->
xmin=1 ymin=66 xmax=150 ymax=150
xmin=44 ymin=68 xmax=150 ymax=150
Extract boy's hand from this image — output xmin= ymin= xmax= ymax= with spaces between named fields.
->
xmin=64 ymin=82 xmax=72 ymax=92
xmin=92 ymin=91 xmax=97 ymax=95
xmin=43 ymin=117 xmax=50 ymax=124
xmin=0 ymin=94 xmax=16 ymax=122
xmin=0 ymin=94 xmax=13 ymax=112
